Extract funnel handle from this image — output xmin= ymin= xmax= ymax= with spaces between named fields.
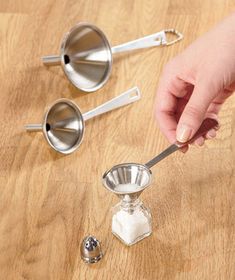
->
xmin=111 ymin=29 xmax=183 ymax=54
xmin=82 ymin=87 xmax=141 ymax=121
xmin=145 ymin=118 xmax=219 ymax=169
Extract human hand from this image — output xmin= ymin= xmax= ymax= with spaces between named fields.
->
xmin=155 ymin=13 xmax=235 ymax=150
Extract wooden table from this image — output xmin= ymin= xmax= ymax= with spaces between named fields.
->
xmin=0 ymin=0 xmax=235 ymax=279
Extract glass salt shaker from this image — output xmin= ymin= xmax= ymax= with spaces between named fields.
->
xmin=111 ymin=196 xmax=152 ymax=246
xmin=103 ymin=163 xmax=153 ymax=246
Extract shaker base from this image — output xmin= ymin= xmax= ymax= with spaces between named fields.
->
xmin=112 ymin=229 xmax=152 ymax=246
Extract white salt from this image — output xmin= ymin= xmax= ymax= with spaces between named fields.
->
xmin=112 ymin=208 xmax=151 ymax=245
xmin=115 ymin=184 xmax=142 ymax=193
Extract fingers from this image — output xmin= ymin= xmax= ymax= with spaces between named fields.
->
xmin=156 ymin=112 xmax=177 ymax=144
xmin=191 ymin=128 xmax=217 ymax=147
xmin=155 ymin=60 xmax=223 ymax=147
xmin=155 ymin=90 xmax=177 ymax=143
xmin=155 ymin=91 xmax=178 ymax=144
xmin=155 ymin=66 xmax=192 ymax=143
xmin=207 ymin=89 xmax=233 ymax=115
xmin=205 ymin=128 xmax=217 ymax=139
xmin=194 ymin=136 xmax=205 ymax=146
xmin=180 ymin=146 xmax=189 ymax=153
xmin=176 ymin=81 xmax=218 ymax=143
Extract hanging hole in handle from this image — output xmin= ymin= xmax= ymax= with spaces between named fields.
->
xmin=129 ymin=91 xmax=138 ymax=98
xmin=154 ymin=37 xmax=162 ymax=42
xmin=129 ymin=88 xmax=140 ymax=99
xmin=165 ymin=32 xmax=177 ymax=43
xmin=164 ymin=29 xmax=183 ymax=46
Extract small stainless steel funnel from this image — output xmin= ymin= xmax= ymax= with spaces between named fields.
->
xmin=103 ymin=163 xmax=152 ymax=201
xmin=25 ymin=87 xmax=141 ymax=154
xmin=103 ymin=118 xmax=219 ymax=196
xmin=42 ymin=22 xmax=183 ymax=92
xmin=25 ymin=99 xmax=84 ymax=154
xmin=43 ymin=23 xmax=112 ymax=92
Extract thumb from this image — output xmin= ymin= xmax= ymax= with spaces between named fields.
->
xmin=176 ymin=82 xmax=217 ymax=143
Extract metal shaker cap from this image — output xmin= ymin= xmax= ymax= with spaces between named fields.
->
xmin=80 ymin=235 xmax=103 ymax=263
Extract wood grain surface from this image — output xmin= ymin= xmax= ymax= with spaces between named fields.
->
xmin=0 ymin=0 xmax=235 ymax=279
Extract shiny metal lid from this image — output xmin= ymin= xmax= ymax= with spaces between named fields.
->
xmin=80 ymin=235 xmax=103 ymax=264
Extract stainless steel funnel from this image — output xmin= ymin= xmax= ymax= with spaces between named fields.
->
xmin=103 ymin=163 xmax=152 ymax=202
xmin=42 ymin=22 xmax=183 ymax=92
xmin=25 ymin=87 xmax=141 ymax=154
xmin=103 ymin=118 xmax=219 ymax=196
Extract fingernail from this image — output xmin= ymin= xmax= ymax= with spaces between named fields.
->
xmin=195 ymin=137 xmax=205 ymax=146
xmin=207 ymin=129 xmax=216 ymax=139
xmin=180 ymin=146 xmax=189 ymax=153
xmin=176 ymin=125 xmax=192 ymax=143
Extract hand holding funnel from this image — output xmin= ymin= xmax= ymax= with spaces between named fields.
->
xmin=102 ymin=118 xmax=219 ymax=245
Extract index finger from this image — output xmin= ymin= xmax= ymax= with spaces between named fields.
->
xmin=155 ymin=74 xmax=190 ymax=143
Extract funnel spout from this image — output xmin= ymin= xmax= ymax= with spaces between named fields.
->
xmin=25 ymin=124 xmax=43 ymax=132
xmin=119 ymin=193 xmax=143 ymax=203
xmin=42 ymin=55 xmax=61 ymax=66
